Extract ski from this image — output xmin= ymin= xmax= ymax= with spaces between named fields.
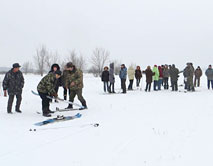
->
xmin=36 ymin=107 xmax=81 ymax=114
xmin=34 ymin=113 xmax=82 ymax=126
xmin=31 ymin=90 xmax=85 ymax=109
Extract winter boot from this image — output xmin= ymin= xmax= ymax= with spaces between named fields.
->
xmin=66 ymin=104 xmax=73 ymax=109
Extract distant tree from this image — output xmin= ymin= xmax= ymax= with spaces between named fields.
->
xmin=22 ymin=61 xmax=33 ymax=74
xmin=90 ymin=48 xmax=110 ymax=77
xmin=34 ymin=45 xmax=48 ymax=76
xmin=65 ymin=50 xmax=87 ymax=71
xmin=45 ymin=51 xmax=60 ymax=70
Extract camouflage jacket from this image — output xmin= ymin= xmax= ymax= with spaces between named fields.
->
xmin=37 ymin=73 xmax=57 ymax=95
xmin=65 ymin=69 xmax=83 ymax=90
xmin=61 ymin=69 xmax=70 ymax=87
xmin=3 ymin=69 xmax=24 ymax=95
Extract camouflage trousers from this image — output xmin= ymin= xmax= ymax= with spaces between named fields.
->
xmin=187 ymin=77 xmax=194 ymax=91
xmin=7 ymin=94 xmax=22 ymax=113
xmin=69 ymin=89 xmax=87 ymax=107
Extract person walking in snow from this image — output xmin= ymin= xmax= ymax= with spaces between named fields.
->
xmin=169 ymin=64 xmax=179 ymax=91
xmin=3 ymin=63 xmax=24 ymax=114
xmin=194 ymin=66 xmax=202 ymax=87
xmin=143 ymin=66 xmax=155 ymax=92
xmin=163 ymin=64 xmax=169 ymax=89
xmin=152 ymin=65 xmax=159 ymax=91
xmin=205 ymin=65 xmax=213 ymax=90
xmin=127 ymin=66 xmax=135 ymax=90
xmin=65 ymin=63 xmax=87 ymax=109
xmin=109 ymin=63 xmax=115 ymax=93
xmin=101 ymin=66 xmax=110 ymax=92
xmin=37 ymin=70 xmax=62 ymax=117
xmin=135 ymin=66 xmax=142 ymax=88
xmin=119 ymin=64 xmax=127 ymax=93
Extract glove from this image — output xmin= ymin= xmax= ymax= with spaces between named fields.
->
xmin=52 ymin=93 xmax=58 ymax=98
xmin=4 ymin=90 xmax=7 ymax=97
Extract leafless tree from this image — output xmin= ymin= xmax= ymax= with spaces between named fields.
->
xmin=45 ymin=51 xmax=60 ymax=70
xmin=90 ymin=48 xmax=110 ymax=77
xmin=65 ymin=50 xmax=87 ymax=71
xmin=34 ymin=45 xmax=48 ymax=76
xmin=22 ymin=61 xmax=33 ymax=74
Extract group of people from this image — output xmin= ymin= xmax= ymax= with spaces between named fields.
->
xmin=2 ymin=62 xmax=87 ymax=117
xmin=101 ymin=63 xmax=213 ymax=93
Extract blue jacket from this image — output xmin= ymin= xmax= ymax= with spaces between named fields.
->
xmin=119 ymin=67 xmax=127 ymax=79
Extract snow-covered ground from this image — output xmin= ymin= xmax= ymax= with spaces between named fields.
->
xmin=0 ymin=73 xmax=213 ymax=166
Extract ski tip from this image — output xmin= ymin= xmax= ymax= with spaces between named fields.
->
xmin=76 ymin=113 xmax=82 ymax=118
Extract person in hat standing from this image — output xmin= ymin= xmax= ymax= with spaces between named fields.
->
xmin=119 ymin=64 xmax=127 ymax=93
xmin=37 ymin=70 xmax=62 ymax=117
xmin=65 ymin=62 xmax=87 ymax=109
xmin=2 ymin=63 xmax=24 ymax=114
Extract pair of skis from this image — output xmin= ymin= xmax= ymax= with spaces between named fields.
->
xmin=31 ymin=90 xmax=85 ymax=109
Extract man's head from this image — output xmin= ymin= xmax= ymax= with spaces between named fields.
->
xmin=12 ymin=63 xmax=21 ymax=72
xmin=66 ymin=62 xmax=74 ymax=71
xmin=209 ymin=65 xmax=212 ymax=69
xmin=121 ymin=64 xmax=125 ymax=68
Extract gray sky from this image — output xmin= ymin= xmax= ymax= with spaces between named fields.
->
xmin=0 ymin=0 xmax=213 ymax=69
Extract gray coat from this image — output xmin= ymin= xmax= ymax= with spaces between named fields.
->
xmin=3 ymin=69 xmax=24 ymax=95
xmin=163 ymin=68 xmax=169 ymax=78
xmin=205 ymin=68 xmax=213 ymax=80
xmin=169 ymin=67 xmax=179 ymax=82
xmin=109 ymin=63 xmax=115 ymax=83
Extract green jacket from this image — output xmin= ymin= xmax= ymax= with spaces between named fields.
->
xmin=152 ymin=67 xmax=159 ymax=81
xmin=65 ymin=69 xmax=84 ymax=90
xmin=37 ymin=73 xmax=56 ymax=95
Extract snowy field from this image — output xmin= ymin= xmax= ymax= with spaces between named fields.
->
xmin=0 ymin=73 xmax=213 ymax=166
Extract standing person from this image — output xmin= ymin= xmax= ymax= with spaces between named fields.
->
xmin=205 ymin=65 xmax=213 ymax=89
xmin=37 ymin=70 xmax=62 ymax=117
xmin=184 ymin=63 xmax=195 ymax=91
xmin=135 ymin=66 xmax=142 ymax=88
xmin=152 ymin=65 xmax=159 ymax=91
xmin=127 ymin=66 xmax=135 ymax=90
xmin=101 ymin=66 xmax=109 ymax=92
xmin=119 ymin=64 xmax=127 ymax=93
xmin=163 ymin=64 xmax=169 ymax=89
xmin=109 ymin=63 xmax=115 ymax=93
xmin=169 ymin=64 xmax=179 ymax=91
xmin=3 ymin=63 xmax=24 ymax=114
xmin=143 ymin=66 xmax=154 ymax=92
xmin=158 ymin=66 xmax=163 ymax=90
xmin=49 ymin=64 xmax=61 ymax=102
xmin=161 ymin=65 xmax=165 ymax=86
xmin=62 ymin=65 xmax=70 ymax=100
xmin=65 ymin=63 xmax=87 ymax=109
xmin=194 ymin=66 xmax=202 ymax=87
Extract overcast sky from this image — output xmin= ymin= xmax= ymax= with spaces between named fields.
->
xmin=0 ymin=0 xmax=213 ymax=69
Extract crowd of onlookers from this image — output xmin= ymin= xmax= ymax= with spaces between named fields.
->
xmin=101 ymin=63 xmax=213 ymax=93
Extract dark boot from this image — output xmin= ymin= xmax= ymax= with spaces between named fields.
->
xmin=43 ymin=107 xmax=51 ymax=117
xmin=79 ymin=102 xmax=88 ymax=110
xmin=66 ymin=104 xmax=73 ymax=109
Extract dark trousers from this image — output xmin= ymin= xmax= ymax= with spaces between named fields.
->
xmin=121 ymin=79 xmax=126 ymax=93
xmin=109 ymin=83 xmax=115 ymax=93
xmin=158 ymin=79 xmax=163 ymax=90
xmin=153 ymin=80 xmax=158 ymax=90
xmin=136 ymin=78 xmax=141 ymax=87
xmin=145 ymin=83 xmax=151 ymax=92
xmin=163 ymin=77 xmax=169 ymax=89
xmin=194 ymin=77 xmax=200 ymax=87
xmin=38 ymin=92 xmax=51 ymax=114
xmin=171 ymin=81 xmax=178 ymax=91
xmin=103 ymin=81 xmax=109 ymax=92
xmin=69 ymin=89 xmax=87 ymax=107
xmin=128 ymin=80 xmax=134 ymax=90
xmin=63 ymin=87 xmax=71 ymax=100
xmin=7 ymin=94 xmax=22 ymax=113
xmin=207 ymin=80 xmax=213 ymax=89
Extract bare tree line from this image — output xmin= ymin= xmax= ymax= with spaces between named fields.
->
xmin=21 ymin=45 xmax=121 ymax=77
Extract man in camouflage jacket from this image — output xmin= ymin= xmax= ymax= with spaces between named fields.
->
xmin=65 ymin=62 xmax=87 ymax=109
xmin=37 ymin=70 xmax=62 ymax=117
xmin=3 ymin=63 xmax=24 ymax=114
